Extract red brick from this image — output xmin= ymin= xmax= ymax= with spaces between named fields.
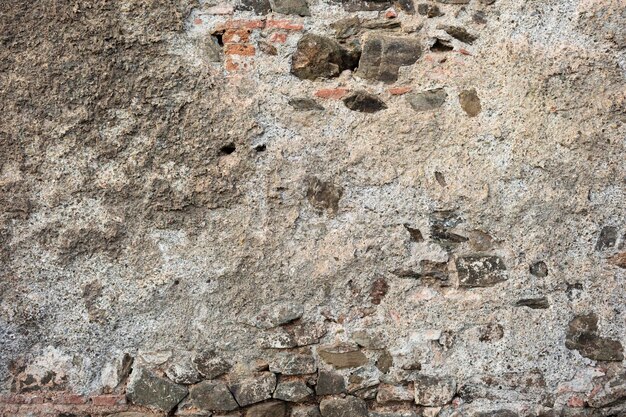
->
xmin=91 ymin=394 xmax=126 ymax=406
xmin=54 ymin=393 xmax=87 ymax=405
xmin=314 ymin=88 xmax=349 ymax=100
xmin=225 ymin=58 xmax=239 ymax=72
xmin=223 ymin=28 xmax=251 ymax=43
xmin=193 ymin=17 xmax=203 ymax=25
xmin=266 ymin=19 xmax=304 ymax=31
xmin=269 ymin=32 xmax=288 ymax=43
xmin=388 ymin=86 xmax=412 ymax=95
xmin=459 ymin=48 xmax=472 ymax=56
xmin=218 ymin=19 xmax=265 ymax=30
xmin=224 ymin=44 xmax=256 ymax=56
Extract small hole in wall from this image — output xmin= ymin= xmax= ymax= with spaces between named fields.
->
xmin=212 ymin=31 xmax=224 ymax=47
xmin=220 ymin=143 xmax=236 ymax=155
xmin=254 ymin=144 xmax=267 ymax=152
xmin=431 ymin=39 xmax=453 ymax=52
xmin=173 ymin=279 xmax=179 ymax=285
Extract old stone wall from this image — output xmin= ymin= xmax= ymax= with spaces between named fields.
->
xmin=0 ymin=0 xmax=625 ymax=416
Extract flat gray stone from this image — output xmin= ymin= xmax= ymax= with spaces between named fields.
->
xmin=413 ymin=375 xmax=456 ymax=406
xmin=269 ymin=353 xmax=317 ymax=375
xmin=319 ymin=396 xmax=368 ymax=417
xmin=126 ymin=367 xmax=188 ymax=412
xmin=274 ymin=380 xmax=313 ymax=402
xmin=188 ymin=380 xmax=239 ymax=411
xmin=407 ymin=89 xmax=447 ymax=112
xmin=230 ymin=372 xmax=277 ymax=406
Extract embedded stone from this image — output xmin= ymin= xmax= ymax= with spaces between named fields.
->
xmin=269 ymin=353 xmax=317 ymax=375
xmin=274 ymin=380 xmax=313 ymax=402
xmin=407 ymin=88 xmax=447 ymax=112
xmin=515 ymin=297 xmax=549 ymax=309
xmin=319 ymin=396 xmax=368 ymax=417
xmin=395 ymin=0 xmax=415 ymax=14
xmin=270 ymin=0 xmax=310 ymax=15
xmin=565 ymin=313 xmax=624 ymax=361
xmin=165 ymin=357 xmax=201 ymax=385
xmin=347 ymin=365 xmax=381 ymax=393
xmin=376 ymin=350 xmax=393 ymax=373
xmin=318 ymin=344 xmax=368 ymax=369
xmin=343 ymin=91 xmax=387 ymax=113
xmin=193 ymin=350 xmax=232 ymax=379
xmin=289 ymin=98 xmax=325 ymax=112
xmin=306 ymin=176 xmax=343 ymax=214
xmin=459 ymin=88 xmax=482 ymax=117
xmin=260 ymin=328 xmax=298 ymax=349
xmin=316 ymin=370 xmax=346 ymax=395
xmin=291 ymin=34 xmax=357 ymax=80
xmin=587 ymin=372 xmax=626 ymax=408
xmin=610 ymin=252 xmax=626 ymax=269
xmin=417 ymin=3 xmax=442 ymax=17
xmin=352 ymin=330 xmax=386 ymax=349
xmin=596 ymin=226 xmax=617 ymax=251
xmin=342 ymin=0 xmax=393 ymax=12
xmin=456 ymin=255 xmax=507 ymax=287
xmin=529 ymin=261 xmax=548 ymax=277
xmin=251 ymin=301 xmax=304 ymax=329
xmin=435 ymin=0 xmax=469 ymax=4
xmin=292 ymin=405 xmax=322 ymax=417
xmin=438 ymin=25 xmax=478 ymax=44
xmin=376 ymin=384 xmax=414 ymax=403
xmin=357 ymin=35 xmax=422 ymax=83
xmin=246 ymin=400 xmax=288 ymax=417
xmin=188 ymin=380 xmax=239 ymax=411
xmin=291 ymin=322 xmax=327 ymax=346
xmin=479 ymin=323 xmax=504 ymax=342
xmin=237 ymin=0 xmax=272 ymax=14
xmin=413 ymin=375 xmax=456 ymax=406
xmin=126 ymin=367 xmax=188 ymax=412
xmin=229 ymin=372 xmax=277 ymax=406
xmin=332 ymin=17 xmax=361 ymax=39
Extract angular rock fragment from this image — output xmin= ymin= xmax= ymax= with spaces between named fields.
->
xmin=413 ymin=375 xmax=456 ymax=406
xmin=515 ymin=297 xmax=549 ymax=309
xmin=456 ymin=255 xmax=507 ymax=287
xmin=404 ymin=224 xmax=424 ymax=242
xmin=438 ymin=25 xmax=478 ymax=44
xmin=377 ymin=383 xmax=414 ymax=403
xmin=188 ymin=380 xmax=239 ymax=411
xmin=259 ymin=40 xmax=278 ymax=55
xmin=417 ymin=3 xmax=442 ymax=17
xmin=292 ymin=405 xmax=322 ymax=417
xmin=250 ymin=301 xmax=304 ymax=329
xmin=370 ymin=278 xmax=389 ymax=305
xmin=260 ymin=328 xmax=298 ymax=349
xmin=347 ymin=365 xmax=381 ymax=393
xmin=357 ymin=35 xmax=422 ymax=82
xmin=609 ymin=252 xmax=626 ymax=269
xmin=291 ymin=34 xmax=358 ymax=80
xmin=291 ymin=322 xmax=328 ymax=346
xmin=479 ymin=323 xmax=504 ymax=342
xmin=270 ymin=0 xmax=310 ymax=15
xmin=565 ymin=313 xmax=624 ymax=361
xmin=361 ymin=19 xmax=402 ymax=30
xmin=376 ymin=350 xmax=393 ymax=373
xmin=126 ymin=367 xmax=188 ymax=412
xmin=316 ymin=370 xmax=346 ymax=395
xmin=246 ymin=400 xmax=288 ymax=417
xmin=237 ymin=0 xmax=272 ymax=14
xmin=165 ymin=356 xmax=201 ymax=384
xmin=289 ymin=98 xmax=325 ymax=111
xmin=529 ymin=261 xmax=548 ymax=277
xmin=342 ymin=0 xmax=393 ymax=12
xmin=596 ymin=226 xmax=617 ymax=251
xmin=352 ymin=330 xmax=386 ymax=349
xmin=230 ymin=372 xmax=277 ymax=406
xmin=473 ymin=411 xmax=518 ymax=417
xmin=319 ymin=396 xmax=368 ymax=417
xmin=193 ymin=351 xmax=231 ymax=379
xmin=318 ymin=343 xmax=368 ymax=369
xmin=344 ymin=91 xmax=388 ymax=113
xmin=407 ymin=88 xmax=447 ymax=112
xmin=429 ymin=210 xmax=467 ymax=248
xmin=418 ymin=260 xmax=449 ymax=282
xmin=459 ymin=88 xmax=482 ymax=117
xmin=395 ymin=0 xmax=415 ymax=13
xmin=274 ymin=380 xmax=314 ymax=402
xmin=306 ymin=176 xmax=343 ymax=214
xmin=332 ymin=16 xmax=361 ymax=39
xmin=269 ymin=353 xmax=317 ymax=375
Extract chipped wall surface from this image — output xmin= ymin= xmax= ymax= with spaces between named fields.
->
xmin=0 ymin=0 xmax=625 ymax=416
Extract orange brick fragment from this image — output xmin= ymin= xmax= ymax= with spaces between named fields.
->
xmin=270 ymin=32 xmax=288 ymax=43
xmin=266 ymin=19 xmax=304 ymax=31
xmin=314 ymin=88 xmax=349 ymax=99
xmin=388 ymin=86 xmax=412 ymax=95
xmin=223 ymin=28 xmax=251 ymax=43
xmin=224 ymin=44 xmax=256 ymax=56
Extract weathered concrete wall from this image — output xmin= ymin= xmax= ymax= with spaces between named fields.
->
xmin=0 ymin=0 xmax=625 ymax=416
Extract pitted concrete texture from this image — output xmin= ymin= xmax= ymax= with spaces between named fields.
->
xmin=0 ymin=0 xmax=625 ymax=416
